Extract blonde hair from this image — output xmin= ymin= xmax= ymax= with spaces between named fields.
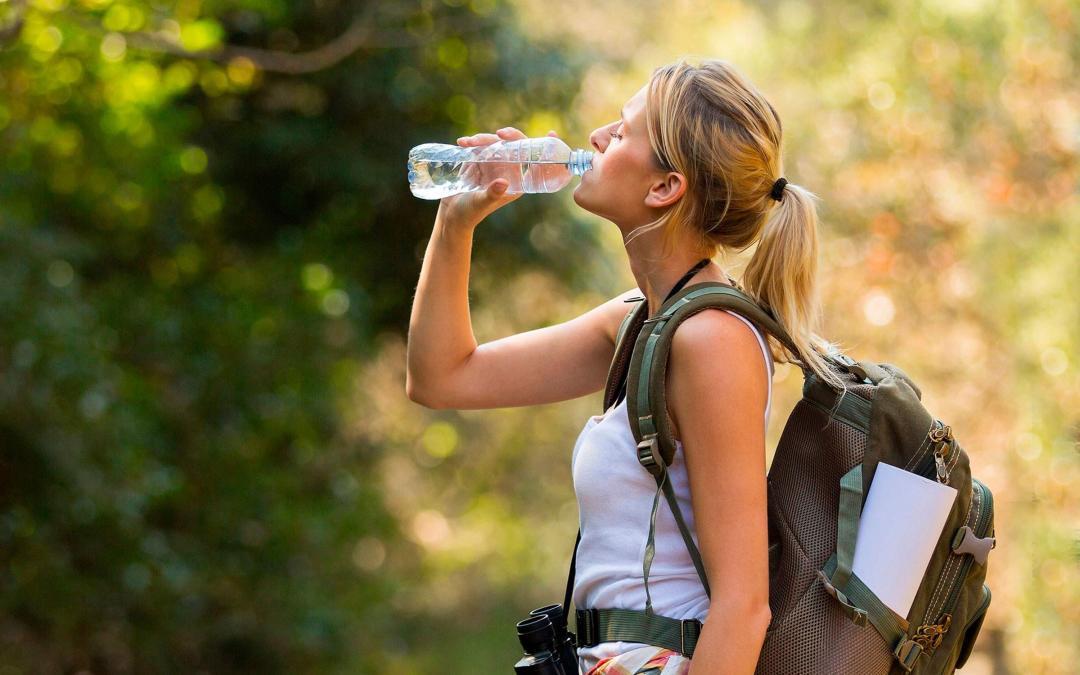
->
xmin=638 ymin=56 xmax=847 ymax=390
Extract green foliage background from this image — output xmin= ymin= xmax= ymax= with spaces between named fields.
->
xmin=0 ymin=0 xmax=1075 ymax=673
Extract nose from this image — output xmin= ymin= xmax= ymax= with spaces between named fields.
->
xmin=589 ymin=125 xmax=610 ymax=153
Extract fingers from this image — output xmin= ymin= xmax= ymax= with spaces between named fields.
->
xmin=495 ymin=127 xmax=527 ymax=140
xmin=457 ymin=126 xmax=559 ymax=146
xmin=457 ymin=132 xmax=500 ymax=146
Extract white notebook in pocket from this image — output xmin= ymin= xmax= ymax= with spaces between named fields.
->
xmin=851 ymin=462 xmax=958 ymax=617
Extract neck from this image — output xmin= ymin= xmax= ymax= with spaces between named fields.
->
xmin=620 ymin=215 xmax=722 ymax=318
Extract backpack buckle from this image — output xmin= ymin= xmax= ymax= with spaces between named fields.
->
xmin=575 ymin=608 xmax=599 ymax=647
xmin=679 ymin=618 xmax=702 ymax=657
xmin=893 ymin=637 xmax=923 ymax=672
xmin=832 ymin=353 xmax=858 ymax=369
xmin=951 ymin=525 xmax=996 ymax=565
xmin=817 ymin=569 xmax=867 ymax=627
xmin=636 ymin=435 xmax=665 ymax=476
xmin=831 ymin=353 xmax=874 ymax=384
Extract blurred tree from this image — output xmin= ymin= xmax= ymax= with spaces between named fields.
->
xmin=1 ymin=0 xmax=1075 ymax=673
xmin=0 ymin=0 xmax=597 ymax=671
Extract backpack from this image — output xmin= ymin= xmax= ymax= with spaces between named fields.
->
xmin=577 ymin=280 xmax=996 ymax=674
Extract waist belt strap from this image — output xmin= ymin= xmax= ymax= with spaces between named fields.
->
xmin=575 ymin=607 xmax=702 ymax=658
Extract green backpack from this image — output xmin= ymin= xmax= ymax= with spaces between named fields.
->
xmin=570 ymin=280 xmax=996 ymax=674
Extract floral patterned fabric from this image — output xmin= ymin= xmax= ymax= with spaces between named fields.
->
xmin=583 ymin=645 xmax=691 ymax=675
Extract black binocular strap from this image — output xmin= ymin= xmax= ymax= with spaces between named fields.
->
xmin=562 ymin=529 xmax=581 ymax=619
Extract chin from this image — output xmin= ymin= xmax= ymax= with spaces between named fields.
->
xmin=571 ymin=183 xmax=588 ymax=209
xmin=573 ymin=190 xmax=598 ymax=215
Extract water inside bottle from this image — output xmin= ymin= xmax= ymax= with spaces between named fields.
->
xmin=407 ymin=140 xmax=593 ymax=200
xmin=409 ymin=159 xmax=571 ymax=200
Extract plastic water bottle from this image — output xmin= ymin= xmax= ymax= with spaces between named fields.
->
xmin=407 ymin=136 xmax=594 ymax=200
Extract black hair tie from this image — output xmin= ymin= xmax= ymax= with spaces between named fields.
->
xmin=770 ymin=177 xmax=788 ymax=202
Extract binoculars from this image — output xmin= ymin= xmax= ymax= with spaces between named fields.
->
xmin=512 ymin=604 xmax=578 ymax=674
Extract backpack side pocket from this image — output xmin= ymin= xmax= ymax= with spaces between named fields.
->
xmin=953 ymin=584 xmax=991 ymax=670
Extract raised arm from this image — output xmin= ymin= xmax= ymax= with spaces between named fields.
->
xmin=405 ymin=200 xmax=639 ymax=410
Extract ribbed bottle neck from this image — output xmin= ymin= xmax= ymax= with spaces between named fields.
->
xmin=568 ymin=149 xmax=594 ymax=176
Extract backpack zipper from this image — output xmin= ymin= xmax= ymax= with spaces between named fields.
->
xmin=929 ymin=424 xmax=954 ymax=484
xmin=914 ymin=478 xmax=993 ymax=654
xmin=913 ymin=420 xmax=953 ymax=482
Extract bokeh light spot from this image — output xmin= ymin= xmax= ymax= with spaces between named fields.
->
xmin=163 ymin=61 xmax=198 ymax=91
xmin=868 ymin=82 xmax=896 ymax=110
xmin=1039 ymin=347 xmax=1068 ymax=376
xmin=302 ymin=263 xmax=333 ymax=291
xmin=227 ymin=56 xmax=257 ymax=87
xmin=1014 ymin=432 xmax=1042 ymax=462
xmin=862 ymin=289 xmax=895 ymax=326
xmin=55 ymin=57 xmax=83 ymax=85
xmin=34 ymin=26 xmax=63 ymax=55
xmin=100 ymin=32 xmax=126 ymax=61
xmin=321 ymin=290 xmax=350 ymax=316
xmin=102 ymin=5 xmax=131 ymax=32
xmin=191 ymin=184 xmax=224 ymax=221
xmin=437 ymin=37 xmax=469 ymax=70
xmin=180 ymin=20 xmax=224 ymax=52
xmin=445 ymin=94 xmax=475 ymax=125
xmin=352 ymin=537 xmax=386 ymax=572
xmin=411 ymin=510 xmax=451 ymax=549
xmin=46 ymin=260 xmax=74 ymax=288
xmin=421 ymin=421 xmax=459 ymax=459
xmin=113 ymin=181 xmax=143 ymax=211
xmin=180 ymin=146 xmax=208 ymax=174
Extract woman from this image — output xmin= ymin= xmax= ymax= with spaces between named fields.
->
xmin=406 ymin=57 xmax=845 ymax=674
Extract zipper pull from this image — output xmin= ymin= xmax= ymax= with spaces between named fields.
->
xmin=929 ymin=423 xmax=951 ymax=443
xmin=913 ymin=614 xmax=952 ymax=651
xmin=934 ymin=439 xmax=951 ymax=484
xmin=934 ymin=449 xmax=948 ymax=483
xmin=929 ymin=422 xmax=953 ymax=484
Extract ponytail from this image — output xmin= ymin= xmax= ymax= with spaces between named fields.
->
xmin=643 ymin=57 xmax=848 ymax=391
xmin=742 ymin=181 xmax=848 ymax=391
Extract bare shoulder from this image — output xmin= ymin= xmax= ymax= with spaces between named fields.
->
xmin=666 ymin=308 xmax=770 ymax=441
xmin=672 ymin=308 xmax=764 ymax=354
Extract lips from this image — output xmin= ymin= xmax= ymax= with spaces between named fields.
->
xmin=583 ymin=156 xmax=598 ymax=179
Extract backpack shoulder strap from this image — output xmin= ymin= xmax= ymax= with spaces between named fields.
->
xmin=602 ymin=297 xmax=648 ymax=413
xmin=626 ymin=280 xmax=804 ymax=603
xmin=625 ymin=281 xmax=805 ymax=469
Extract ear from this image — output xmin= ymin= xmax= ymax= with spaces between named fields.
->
xmin=644 ymin=171 xmax=687 ymax=209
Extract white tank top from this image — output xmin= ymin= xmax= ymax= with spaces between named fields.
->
xmin=570 ymin=311 xmax=774 ymax=673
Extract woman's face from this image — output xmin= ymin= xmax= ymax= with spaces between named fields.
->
xmin=573 ymin=85 xmax=682 ymax=231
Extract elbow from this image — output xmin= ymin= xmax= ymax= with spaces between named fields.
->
xmin=755 ymin=603 xmax=772 ymax=633
xmin=712 ymin=596 xmax=772 ymax=635
xmin=405 ymin=375 xmax=442 ymax=409
xmin=749 ymin=602 xmax=772 ymax=641
xmin=733 ymin=601 xmax=771 ymax=648
xmin=741 ymin=593 xmax=772 ymax=631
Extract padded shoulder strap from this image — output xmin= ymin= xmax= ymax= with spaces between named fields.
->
xmin=625 ymin=281 xmax=803 ymax=466
xmin=602 ymin=298 xmax=648 ymax=413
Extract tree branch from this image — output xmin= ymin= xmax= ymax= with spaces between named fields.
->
xmin=0 ymin=0 xmax=27 ymax=46
xmin=56 ymin=9 xmax=488 ymax=74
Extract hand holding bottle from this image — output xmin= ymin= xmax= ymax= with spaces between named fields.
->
xmin=435 ymin=127 xmax=561 ymax=231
